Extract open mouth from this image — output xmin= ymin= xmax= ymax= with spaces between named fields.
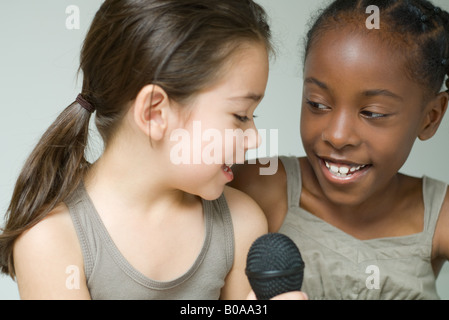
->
xmin=222 ymin=163 xmax=234 ymax=181
xmin=222 ymin=164 xmax=233 ymax=172
xmin=321 ymin=158 xmax=371 ymax=179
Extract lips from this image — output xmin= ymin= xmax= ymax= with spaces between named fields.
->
xmin=222 ymin=164 xmax=234 ymax=181
xmin=222 ymin=163 xmax=232 ymax=172
xmin=324 ymin=160 xmax=367 ymax=177
xmin=320 ymin=157 xmax=371 ymax=181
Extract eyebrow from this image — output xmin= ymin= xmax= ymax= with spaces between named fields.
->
xmin=228 ymin=93 xmax=264 ymax=102
xmin=304 ymin=77 xmax=403 ymax=101
xmin=362 ymin=89 xmax=403 ymax=101
xmin=304 ymin=77 xmax=328 ymax=90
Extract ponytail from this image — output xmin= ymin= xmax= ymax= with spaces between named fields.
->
xmin=1 ymin=0 xmax=273 ymax=278
xmin=0 ymin=99 xmax=93 ymax=277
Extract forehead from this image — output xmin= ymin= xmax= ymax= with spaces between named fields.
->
xmin=202 ymin=43 xmax=269 ymax=96
xmin=181 ymin=42 xmax=268 ymax=118
xmin=306 ymin=28 xmax=399 ymax=73
xmin=303 ymin=28 xmax=424 ymax=98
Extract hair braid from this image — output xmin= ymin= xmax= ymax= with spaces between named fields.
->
xmin=435 ymin=8 xmax=449 ymax=92
xmin=304 ymin=0 xmax=449 ymax=94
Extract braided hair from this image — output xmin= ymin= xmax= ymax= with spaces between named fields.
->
xmin=304 ymin=0 xmax=449 ymax=94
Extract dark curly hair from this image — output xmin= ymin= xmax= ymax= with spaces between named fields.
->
xmin=304 ymin=0 xmax=449 ymax=94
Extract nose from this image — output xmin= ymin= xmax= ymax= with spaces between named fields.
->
xmin=233 ymin=124 xmax=261 ymax=164
xmin=245 ymin=122 xmax=261 ymax=151
xmin=321 ymin=109 xmax=361 ymax=150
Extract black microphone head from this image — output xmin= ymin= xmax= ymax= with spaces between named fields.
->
xmin=246 ymin=233 xmax=305 ymax=300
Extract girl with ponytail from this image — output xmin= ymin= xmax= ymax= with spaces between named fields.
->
xmin=0 ymin=0 xmax=305 ymax=300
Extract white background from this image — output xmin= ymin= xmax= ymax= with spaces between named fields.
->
xmin=1 ymin=0 xmax=448 ymax=299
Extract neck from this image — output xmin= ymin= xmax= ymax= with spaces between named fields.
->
xmin=84 ymin=137 xmax=191 ymax=218
xmin=301 ymin=158 xmax=404 ymax=235
xmin=327 ymin=177 xmax=401 ymax=224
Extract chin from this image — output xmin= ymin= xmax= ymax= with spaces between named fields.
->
xmin=323 ymin=187 xmax=370 ymax=208
xmin=194 ymin=183 xmax=226 ymax=201
xmin=199 ymin=190 xmax=224 ymax=201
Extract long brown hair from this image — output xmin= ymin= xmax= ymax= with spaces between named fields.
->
xmin=0 ymin=0 xmax=272 ymax=278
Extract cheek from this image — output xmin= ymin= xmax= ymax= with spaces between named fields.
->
xmin=170 ymin=162 xmax=219 ymax=186
xmin=300 ymin=110 xmax=321 ymax=145
xmin=366 ymin=127 xmax=417 ymax=167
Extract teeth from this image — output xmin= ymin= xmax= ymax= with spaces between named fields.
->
xmin=223 ymin=164 xmax=233 ymax=172
xmin=339 ymin=166 xmax=349 ymax=174
xmin=324 ymin=160 xmax=366 ymax=177
xmin=330 ymin=165 xmax=339 ymax=174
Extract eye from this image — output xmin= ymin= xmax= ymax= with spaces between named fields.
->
xmin=360 ymin=110 xmax=388 ymax=119
xmin=234 ymin=114 xmax=256 ymax=123
xmin=306 ymin=99 xmax=330 ymax=111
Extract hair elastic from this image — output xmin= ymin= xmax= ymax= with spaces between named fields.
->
xmin=442 ymin=59 xmax=448 ymax=67
xmin=76 ymin=94 xmax=95 ymax=113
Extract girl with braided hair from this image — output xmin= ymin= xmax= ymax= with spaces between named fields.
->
xmin=231 ymin=0 xmax=449 ymax=299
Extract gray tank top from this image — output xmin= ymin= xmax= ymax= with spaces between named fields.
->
xmin=65 ymin=182 xmax=234 ymax=300
xmin=279 ymin=156 xmax=446 ymax=299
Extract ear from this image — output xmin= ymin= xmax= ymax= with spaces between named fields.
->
xmin=418 ymin=91 xmax=449 ymax=141
xmin=133 ymin=84 xmax=170 ymax=141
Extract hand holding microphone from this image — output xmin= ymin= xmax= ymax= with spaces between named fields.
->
xmin=245 ymin=233 xmax=306 ymax=300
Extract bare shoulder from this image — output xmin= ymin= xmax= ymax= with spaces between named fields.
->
xmin=13 ymin=203 xmax=90 ymax=299
xmin=218 ymin=186 xmax=267 ymax=299
xmin=433 ymin=184 xmax=449 ymax=271
xmin=14 ymin=203 xmax=79 ymax=262
xmin=223 ymin=185 xmax=267 ymax=237
xmin=229 ymin=157 xmax=288 ymax=232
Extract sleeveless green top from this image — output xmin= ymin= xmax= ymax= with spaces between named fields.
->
xmin=279 ymin=156 xmax=446 ymax=300
xmin=65 ymin=182 xmax=234 ymax=300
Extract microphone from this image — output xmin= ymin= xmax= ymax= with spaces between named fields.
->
xmin=245 ymin=233 xmax=305 ymax=300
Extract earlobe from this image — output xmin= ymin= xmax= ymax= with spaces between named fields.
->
xmin=133 ymin=84 xmax=169 ymax=141
xmin=418 ymin=91 xmax=449 ymax=141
